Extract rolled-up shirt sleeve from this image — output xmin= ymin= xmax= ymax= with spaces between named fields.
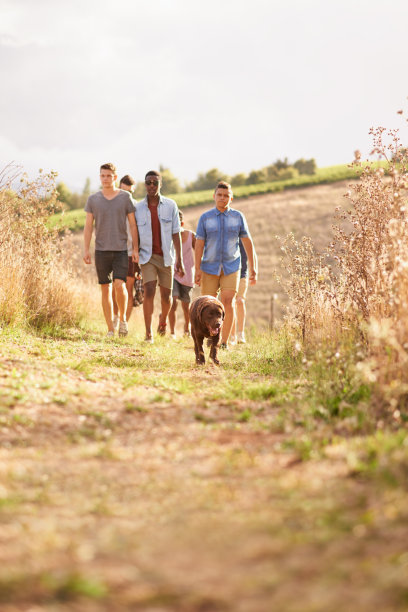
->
xmin=172 ymin=203 xmax=181 ymax=234
xmin=196 ymin=215 xmax=205 ymax=241
xmin=239 ymin=212 xmax=250 ymax=237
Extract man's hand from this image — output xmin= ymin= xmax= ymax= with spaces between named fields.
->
xmin=249 ymin=268 xmax=257 ymax=285
xmin=83 ymin=251 xmax=91 ymax=265
xmin=195 ymin=270 xmax=202 ymax=286
xmin=175 ymin=258 xmax=185 ymax=277
xmin=132 ymin=249 xmax=139 ymax=264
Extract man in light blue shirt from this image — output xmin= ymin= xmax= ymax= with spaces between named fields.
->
xmin=134 ymin=170 xmax=184 ymax=343
xmin=195 ymin=181 xmax=257 ymax=348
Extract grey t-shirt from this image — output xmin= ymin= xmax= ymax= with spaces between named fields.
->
xmin=85 ymin=190 xmax=135 ymax=251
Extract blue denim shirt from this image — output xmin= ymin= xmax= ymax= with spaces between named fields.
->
xmin=196 ymin=207 xmax=249 ymax=275
xmin=135 ymin=196 xmax=181 ymax=267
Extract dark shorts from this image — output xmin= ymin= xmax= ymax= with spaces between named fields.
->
xmin=127 ymin=256 xmax=140 ymax=279
xmin=95 ymin=250 xmax=128 ymax=284
xmin=172 ymin=278 xmax=194 ymax=303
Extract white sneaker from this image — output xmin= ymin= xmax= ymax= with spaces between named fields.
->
xmin=237 ymin=332 xmax=246 ymax=344
xmin=144 ymin=335 xmax=154 ymax=344
xmin=229 ymin=335 xmax=237 ymax=346
xmin=113 ymin=315 xmax=119 ymax=331
xmin=170 ymin=333 xmax=177 ymax=340
xmin=119 ymin=320 xmax=128 ymax=337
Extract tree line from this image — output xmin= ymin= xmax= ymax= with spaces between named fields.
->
xmin=57 ymin=157 xmax=316 ymax=210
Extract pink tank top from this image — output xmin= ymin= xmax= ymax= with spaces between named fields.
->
xmin=175 ymin=231 xmax=194 ymax=287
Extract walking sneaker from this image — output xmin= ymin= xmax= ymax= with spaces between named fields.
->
xmin=220 ymin=342 xmax=228 ymax=350
xmin=144 ymin=335 xmax=154 ymax=344
xmin=113 ymin=315 xmax=119 ymax=331
xmin=106 ymin=330 xmax=114 ymax=338
xmin=119 ymin=320 xmax=128 ymax=337
xmin=237 ymin=332 xmax=246 ymax=344
xmin=229 ymin=335 xmax=237 ymax=346
xmin=170 ymin=333 xmax=177 ymax=340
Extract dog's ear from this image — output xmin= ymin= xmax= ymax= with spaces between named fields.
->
xmin=196 ymin=300 xmax=207 ymax=321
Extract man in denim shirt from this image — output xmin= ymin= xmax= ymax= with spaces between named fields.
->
xmin=135 ymin=170 xmax=184 ymax=343
xmin=195 ymin=181 xmax=257 ymax=348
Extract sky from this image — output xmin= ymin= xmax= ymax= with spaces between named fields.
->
xmin=1 ymin=0 xmax=408 ymax=192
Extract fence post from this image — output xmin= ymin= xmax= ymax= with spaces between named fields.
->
xmin=269 ymin=294 xmax=274 ymax=330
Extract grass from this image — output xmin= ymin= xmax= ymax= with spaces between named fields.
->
xmin=0 ymin=318 xmax=406 ymax=610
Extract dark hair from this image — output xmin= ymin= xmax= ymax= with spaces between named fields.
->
xmin=100 ymin=162 xmax=117 ymax=174
xmin=119 ymin=174 xmax=135 ymax=187
xmin=178 ymin=210 xmax=184 ymax=222
xmin=215 ymin=180 xmax=232 ymax=191
xmin=145 ymin=170 xmax=161 ymax=181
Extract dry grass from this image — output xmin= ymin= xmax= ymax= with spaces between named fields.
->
xmin=0 ymin=166 xmax=83 ymax=330
xmin=276 ymin=129 xmax=408 ymax=410
xmin=0 ymin=327 xmax=407 ymax=611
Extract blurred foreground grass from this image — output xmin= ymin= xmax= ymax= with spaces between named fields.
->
xmin=0 ymin=323 xmax=407 ymax=611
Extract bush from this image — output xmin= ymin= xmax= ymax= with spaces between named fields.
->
xmin=278 ymin=130 xmax=408 ymax=412
xmin=0 ymin=165 xmax=83 ymax=330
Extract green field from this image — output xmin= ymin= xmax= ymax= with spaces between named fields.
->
xmin=49 ymin=163 xmax=368 ymax=232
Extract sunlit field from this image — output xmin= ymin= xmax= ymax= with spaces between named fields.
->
xmin=0 ymin=145 xmax=407 ymax=610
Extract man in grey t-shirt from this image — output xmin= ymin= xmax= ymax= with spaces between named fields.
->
xmin=83 ymin=162 xmax=139 ymax=337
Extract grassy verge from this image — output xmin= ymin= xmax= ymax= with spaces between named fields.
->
xmin=0 ymin=321 xmax=406 ymax=610
xmin=49 ymin=163 xmax=371 ymax=232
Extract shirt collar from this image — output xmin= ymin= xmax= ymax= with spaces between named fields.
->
xmin=215 ymin=206 xmax=231 ymax=215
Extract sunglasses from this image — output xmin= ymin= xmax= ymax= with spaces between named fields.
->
xmin=145 ymin=179 xmax=160 ymax=186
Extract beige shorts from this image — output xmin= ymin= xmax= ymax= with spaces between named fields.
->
xmin=201 ymin=269 xmax=240 ymax=296
xmin=237 ymin=277 xmax=249 ymax=300
xmin=140 ymin=254 xmax=173 ymax=290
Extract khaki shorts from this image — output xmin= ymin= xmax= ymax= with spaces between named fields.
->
xmin=140 ymin=254 xmax=173 ymax=290
xmin=201 ymin=269 xmax=240 ymax=296
xmin=237 ymin=277 xmax=249 ymax=300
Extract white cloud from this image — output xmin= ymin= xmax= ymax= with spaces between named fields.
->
xmin=1 ymin=0 xmax=408 ymax=190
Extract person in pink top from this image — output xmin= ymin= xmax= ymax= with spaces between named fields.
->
xmin=169 ymin=211 xmax=196 ymax=338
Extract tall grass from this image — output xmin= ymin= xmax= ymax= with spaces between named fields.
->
xmin=0 ymin=165 xmax=83 ymax=330
xmin=278 ymin=129 xmax=408 ymax=411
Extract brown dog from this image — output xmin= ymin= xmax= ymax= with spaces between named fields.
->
xmin=189 ymin=295 xmax=225 ymax=365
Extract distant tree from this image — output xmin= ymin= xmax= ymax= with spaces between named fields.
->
xmin=246 ymin=170 xmax=267 ymax=185
xmin=133 ymin=182 xmax=146 ymax=199
xmin=293 ymin=158 xmax=317 ymax=175
xmin=69 ymin=193 xmax=82 ymax=209
xmin=274 ymin=157 xmax=290 ymax=171
xmin=82 ymin=177 xmax=91 ymax=198
xmin=230 ymin=173 xmax=247 ymax=187
xmin=187 ymin=168 xmax=230 ymax=192
xmin=159 ymin=165 xmax=182 ymax=194
xmin=265 ymin=165 xmax=280 ymax=181
xmin=56 ymin=182 xmax=72 ymax=207
xmin=276 ymin=167 xmax=299 ymax=180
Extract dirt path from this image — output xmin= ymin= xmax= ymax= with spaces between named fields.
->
xmin=0 ymin=328 xmax=407 ymax=611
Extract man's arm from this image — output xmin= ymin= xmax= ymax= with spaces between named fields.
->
xmin=128 ymin=212 xmax=139 ymax=263
xmin=194 ymin=238 xmax=205 ymax=286
xmin=83 ymin=212 xmax=94 ymax=264
xmin=172 ymin=232 xmax=185 ymax=276
xmin=241 ymin=236 xmax=257 ymax=285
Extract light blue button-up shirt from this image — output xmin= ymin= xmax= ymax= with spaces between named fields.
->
xmin=135 ymin=196 xmax=181 ymax=267
xmin=196 ymin=207 xmax=249 ymax=275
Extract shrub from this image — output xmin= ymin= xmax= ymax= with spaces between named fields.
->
xmin=0 ymin=165 xmax=83 ymax=330
xmin=278 ymin=127 xmax=408 ymax=411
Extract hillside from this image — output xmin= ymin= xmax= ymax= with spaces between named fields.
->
xmin=72 ymin=180 xmax=354 ymax=331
